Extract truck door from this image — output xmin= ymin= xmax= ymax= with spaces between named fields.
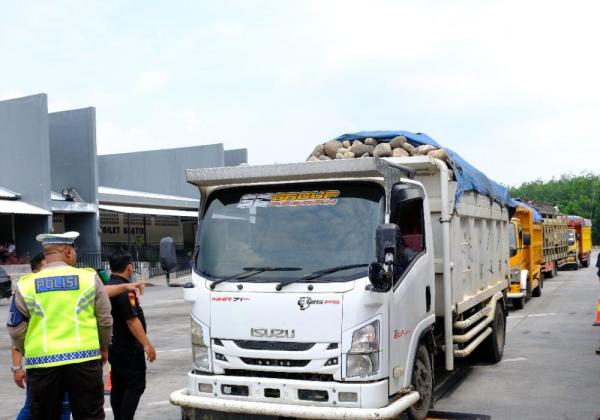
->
xmin=387 ymin=188 xmax=435 ymax=394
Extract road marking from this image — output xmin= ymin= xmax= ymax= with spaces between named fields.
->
xmin=472 ymin=357 xmax=527 ymax=369
xmin=147 ymin=400 xmax=170 ymax=406
xmin=157 ymin=347 xmax=190 ymax=354
xmin=509 ymin=312 xmax=557 ymax=319
xmin=502 ymin=357 xmax=527 ymax=362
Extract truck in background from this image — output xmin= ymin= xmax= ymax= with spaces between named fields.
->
xmin=508 ymin=202 xmax=543 ymax=309
xmin=519 ymin=199 xmax=570 ymax=278
xmin=165 ymin=131 xmax=510 ymax=420
xmin=564 ymin=227 xmax=580 ymax=269
xmin=566 ymin=216 xmax=593 ymax=268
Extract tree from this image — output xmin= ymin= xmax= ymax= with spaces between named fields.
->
xmin=509 ymin=172 xmax=600 ymax=245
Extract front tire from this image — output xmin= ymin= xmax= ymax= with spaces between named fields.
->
xmin=480 ymin=300 xmax=506 ymax=363
xmin=532 ymin=278 xmax=542 ymax=297
xmin=407 ymin=344 xmax=433 ymax=420
xmin=512 ymin=296 xmax=525 ymax=309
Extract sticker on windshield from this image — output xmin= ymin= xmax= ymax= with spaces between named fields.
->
xmin=237 ymin=190 xmax=340 ymax=208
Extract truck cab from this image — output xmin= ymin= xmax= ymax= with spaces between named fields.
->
xmin=565 ymin=228 xmax=580 ymax=268
xmin=169 ymin=159 xmax=432 ymax=419
xmin=566 ymin=216 xmax=593 ymax=268
xmin=508 ymin=204 xmax=543 ymax=309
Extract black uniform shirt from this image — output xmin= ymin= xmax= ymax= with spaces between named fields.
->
xmin=108 ymin=274 xmax=147 ymax=351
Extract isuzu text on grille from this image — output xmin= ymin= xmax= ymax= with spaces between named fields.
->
xmin=250 ymin=328 xmax=296 ymax=339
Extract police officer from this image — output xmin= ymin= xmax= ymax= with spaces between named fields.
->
xmin=107 ymin=249 xmax=156 ymax=420
xmin=7 ymin=232 xmax=112 ymax=420
xmin=596 ymin=252 xmax=600 ymax=355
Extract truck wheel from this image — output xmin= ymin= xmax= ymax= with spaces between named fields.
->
xmin=480 ymin=301 xmax=505 ymax=363
xmin=532 ymin=278 xmax=542 ymax=297
xmin=407 ymin=344 xmax=433 ymax=420
xmin=582 ymin=259 xmax=589 ymax=268
xmin=512 ymin=297 xmax=525 ymax=310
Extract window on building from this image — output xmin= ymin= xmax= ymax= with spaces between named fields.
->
xmin=128 ymin=214 xmax=145 ymax=226
xmin=100 ymin=210 xmax=120 ymax=225
xmin=154 ymin=215 xmax=179 ymax=226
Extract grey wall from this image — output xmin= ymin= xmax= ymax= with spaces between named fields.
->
xmin=48 ymin=108 xmax=100 ymax=252
xmin=0 ymin=95 xmax=51 ymax=256
xmin=64 ymin=213 xmax=99 ymax=253
xmin=0 ymin=95 xmax=51 ymax=211
xmin=49 ymin=108 xmax=98 ymax=204
xmin=48 ymin=108 xmax=100 ymax=251
xmin=99 ymin=144 xmax=227 ymax=197
xmin=225 ymin=148 xmax=248 ymax=167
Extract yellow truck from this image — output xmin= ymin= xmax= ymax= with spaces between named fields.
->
xmin=520 ymin=199 xmax=570 ymax=278
xmin=508 ymin=202 xmax=543 ymax=309
xmin=566 ymin=216 xmax=593 ymax=268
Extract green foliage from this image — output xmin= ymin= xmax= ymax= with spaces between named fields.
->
xmin=509 ymin=172 xmax=600 ymax=245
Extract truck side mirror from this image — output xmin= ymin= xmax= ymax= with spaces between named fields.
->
xmin=368 ymin=224 xmax=401 ymax=292
xmin=159 ymin=237 xmax=177 ymax=272
xmin=523 ymin=232 xmax=531 ymax=246
xmin=509 ymin=246 xmax=517 ymax=257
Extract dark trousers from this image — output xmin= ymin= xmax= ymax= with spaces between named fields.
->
xmin=109 ymin=346 xmax=146 ymax=420
xmin=27 ymin=359 xmax=104 ymax=420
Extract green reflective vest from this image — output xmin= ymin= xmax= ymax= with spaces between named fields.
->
xmin=19 ymin=265 xmax=101 ymax=368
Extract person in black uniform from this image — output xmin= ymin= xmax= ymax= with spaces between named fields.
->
xmin=107 ymin=250 xmax=156 ymax=420
xmin=596 ymin=253 xmax=600 ymax=355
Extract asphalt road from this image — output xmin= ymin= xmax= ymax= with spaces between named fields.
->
xmin=1 ymin=254 xmax=599 ymax=420
xmin=434 ymin=251 xmax=600 ymax=420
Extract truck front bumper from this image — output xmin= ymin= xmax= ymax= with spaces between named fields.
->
xmin=170 ymin=371 xmax=420 ymax=419
xmin=507 ymin=291 xmax=525 ymax=299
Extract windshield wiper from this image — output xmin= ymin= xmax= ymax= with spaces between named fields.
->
xmin=275 ymin=264 xmax=369 ymax=291
xmin=209 ymin=266 xmax=302 ymax=289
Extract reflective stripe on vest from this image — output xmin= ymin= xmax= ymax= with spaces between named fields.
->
xmin=19 ymin=266 xmax=101 ymax=368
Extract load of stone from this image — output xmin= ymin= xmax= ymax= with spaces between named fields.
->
xmin=306 ymin=135 xmax=449 ymax=164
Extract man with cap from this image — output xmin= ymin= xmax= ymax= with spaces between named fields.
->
xmin=7 ymin=232 xmax=112 ymax=420
xmin=107 ymin=248 xmax=156 ymax=420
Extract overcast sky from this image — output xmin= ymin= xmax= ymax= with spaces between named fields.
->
xmin=1 ymin=1 xmax=599 ymax=186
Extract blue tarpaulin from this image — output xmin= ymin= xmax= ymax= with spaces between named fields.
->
xmin=334 ymin=130 xmax=512 ymax=208
xmin=512 ymin=199 xmax=544 ymax=223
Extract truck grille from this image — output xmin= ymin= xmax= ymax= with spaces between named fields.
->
xmin=224 ymin=369 xmax=334 ymax=382
xmin=233 ymin=340 xmax=315 ymax=351
xmin=241 ymin=357 xmax=309 ymax=367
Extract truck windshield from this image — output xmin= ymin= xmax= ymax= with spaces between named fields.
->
xmin=196 ymin=182 xmax=383 ymax=282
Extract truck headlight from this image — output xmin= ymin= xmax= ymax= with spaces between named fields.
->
xmin=346 ymin=320 xmax=379 ymax=377
xmin=191 ymin=318 xmax=209 ymax=370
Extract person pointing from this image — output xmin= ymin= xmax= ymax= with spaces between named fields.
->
xmin=7 ymin=232 xmax=112 ymax=420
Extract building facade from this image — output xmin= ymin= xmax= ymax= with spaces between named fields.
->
xmin=0 ymin=94 xmax=247 ymax=263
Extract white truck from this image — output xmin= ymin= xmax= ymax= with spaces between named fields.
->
xmin=164 ymin=136 xmax=510 ymax=420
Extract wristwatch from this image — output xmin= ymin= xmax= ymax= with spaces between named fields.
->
xmin=11 ymin=365 xmax=23 ymax=373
